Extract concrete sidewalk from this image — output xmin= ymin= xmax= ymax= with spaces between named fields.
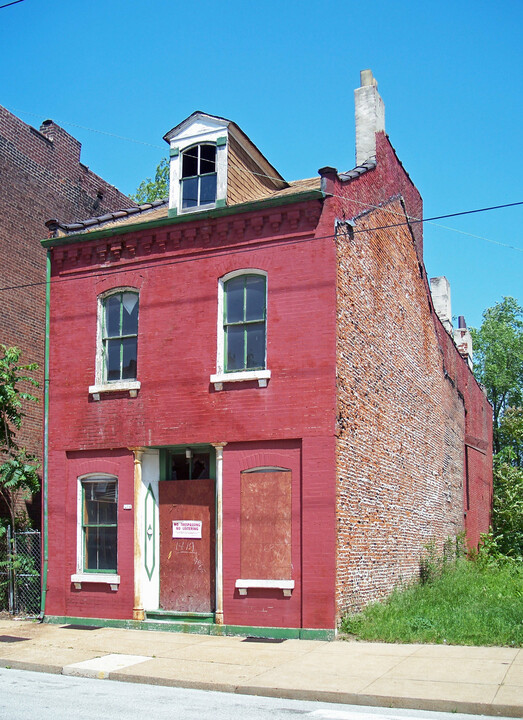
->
xmin=0 ymin=619 xmax=521 ymax=717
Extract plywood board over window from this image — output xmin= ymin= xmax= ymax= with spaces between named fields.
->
xmin=240 ymin=469 xmax=292 ymax=579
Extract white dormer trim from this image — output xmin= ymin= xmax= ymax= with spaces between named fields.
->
xmin=166 ymin=114 xmax=229 ymax=216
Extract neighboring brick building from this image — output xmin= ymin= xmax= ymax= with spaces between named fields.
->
xmin=41 ymin=71 xmax=492 ymax=636
xmin=0 ymin=105 xmax=131 ymax=525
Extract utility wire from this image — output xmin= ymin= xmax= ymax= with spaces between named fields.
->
xmin=3 ymin=113 xmax=522 ymax=251
xmin=0 ymin=0 xmax=24 ymax=8
xmin=6 ymin=107 xmax=164 ymax=150
xmin=0 ymin=199 xmax=522 ymax=294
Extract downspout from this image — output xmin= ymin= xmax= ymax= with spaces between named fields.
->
xmin=40 ymin=250 xmax=51 ymax=619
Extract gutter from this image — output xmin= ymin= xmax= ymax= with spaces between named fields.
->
xmin=40 ymin=250 xmax=50 ymax=619
xmin=41 ymin=190 xmax=323 ymax=249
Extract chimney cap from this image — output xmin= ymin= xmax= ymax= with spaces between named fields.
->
xmin=360 ymin=69 xmax=378 ymax=88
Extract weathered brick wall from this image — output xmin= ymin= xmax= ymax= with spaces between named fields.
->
xmin=324 ymin=132 xmax=424 ymax=260
xmin=335 ymin=198 xmax=465 ymax=617
xmin=0 ymin=105 xmax=130 ymax=523
xmin=433 ymin=321 xmax=493 ymax=548
xmin=227 ymin=135 xmax=280 ymax=205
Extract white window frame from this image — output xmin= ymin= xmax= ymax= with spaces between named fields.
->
xmin=180 ymin=143 xmax=218 ymax=212
xmin=71 ymin=473 xmax=120 ymax=590
xmin=169 ymin=128 xmax=228 ymax=215
xmin=89 ymin=287 xmax=141 ymax=399
xmin=210 ymin=269 xmax=271 ymax=391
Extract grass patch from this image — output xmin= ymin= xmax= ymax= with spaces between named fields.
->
xmin=340 ymin=559 xmax=523 ymax=646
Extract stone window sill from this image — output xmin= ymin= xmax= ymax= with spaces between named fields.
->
xmin=89 ymin=380 xmax=141 ymax=400
xmin=235 ymin=578 xmax=294 ymax=597
xmin=71 ymin=573 xmax=120 ymax=591
xmin=210 ymin=370 xmax=271 ymax=391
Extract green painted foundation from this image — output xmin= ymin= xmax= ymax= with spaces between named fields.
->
xmin=43 ymin=615 xmax=335 ymax=641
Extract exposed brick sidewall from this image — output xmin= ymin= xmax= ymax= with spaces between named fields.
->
xmin=433 ymin=321 xmax=493 ymax=548
xmin=0 ymin=105 xmax=130 ymax=512
xmin=335 ymin=198 xmax=465 ymax=617
xmin=330 ymin=132 xmax=424 ymax=260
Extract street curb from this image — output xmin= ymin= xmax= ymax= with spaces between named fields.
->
xmin=1 ymin=659 xmax=521 ymax=718
xmin=107 ymin=671 xmax=522 ymax=718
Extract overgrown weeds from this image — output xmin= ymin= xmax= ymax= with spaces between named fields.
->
xmin=340 ymin=539 xmax=523 ymax=647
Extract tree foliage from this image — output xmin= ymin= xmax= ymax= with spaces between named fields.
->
xmin=471 ymin=297 xmax=523 ymax=453
xmin=491 ymin=452 xmax=523 ymax=558
xmin=0 ymin=346 xmax=39 ymax=530
xmin=130 ymin=157 xmax=169 ymax=204
xmin=471 ymin=299 xmax=523 ymax=560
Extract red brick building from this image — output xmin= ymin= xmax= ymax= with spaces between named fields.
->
xmin=0 ymin=106 xmax=130 ymax=526
xmin=41 ymin=72 xmax=492 ymax=637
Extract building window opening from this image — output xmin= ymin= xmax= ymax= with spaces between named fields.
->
xmin=224 ymin=274 xmax=266 ymax=372
xmin=82 ymin=478 xmax=117 ymax=572
xmin=181 ymin=144 xmax=217 ymax=210
xmin=102 ymin=291 xmax=139 ymax=382
xmin=170 ymin=451 xmax=211 ymax=480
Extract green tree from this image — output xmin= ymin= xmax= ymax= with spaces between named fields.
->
xmin=0 ymin=346 xmax=40 ymax=531
xmin=130 ymin=157 xmax=169 ymax=204
xmin=471 ymin=297 xmax=523 ymax=453
xmin=492 ymin=453 xmax=523 ymax=558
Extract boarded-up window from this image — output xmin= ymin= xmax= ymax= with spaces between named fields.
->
xmin=240 ymin=468 xmax=291 ymax=579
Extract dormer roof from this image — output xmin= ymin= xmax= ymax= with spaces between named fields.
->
xmin=164 ymin=112 xmax=288 ymax=216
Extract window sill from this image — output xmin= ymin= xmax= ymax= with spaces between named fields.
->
xmin=89 ymin=380 xmax=141 ymax=400
xmin=210 ymin=370 xmax=271 ymax=391
xmin=71 ymin=573 xmax=120 ymax=591
xmin=235 ymin=579 xmax=294 ymax=597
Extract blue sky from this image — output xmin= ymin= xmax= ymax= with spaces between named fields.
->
xmin=1 ymin=0 xmax=521 ymax=329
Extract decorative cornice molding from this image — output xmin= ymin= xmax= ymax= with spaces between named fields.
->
xmin=49 ymin=203 xmax=323 ymax=272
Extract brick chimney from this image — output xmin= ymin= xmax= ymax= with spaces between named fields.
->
xmin=453 ymin=316 xmax=474 ymax=369
xmin=39 ymin=119 xmax=81 ymax=163
xmin=430 ymin=276 xmax=453 ymax=334
xmin=354 ymin=69 xmax=385 ymax=166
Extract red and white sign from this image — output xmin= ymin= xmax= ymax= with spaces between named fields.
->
xmin=172 ymin=520 xmax=202 ymax=539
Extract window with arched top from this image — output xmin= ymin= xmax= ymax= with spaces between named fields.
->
xmin=223 ymin=273 xmax=266 ymax=372
xmin=90 ymin=289 xmax=140 ymax=399
xmin=79 ymin=475 xmax=118 ymax=573
xmin=210 ymin=270 xmax=271 ymax=390
xmin=181 ymin=143 xmax=217 ymax=210
xmin=240 ymin=467 xmax=292 ymax=581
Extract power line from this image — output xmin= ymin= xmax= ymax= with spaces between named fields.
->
xmin=0 ymin=0 xmax=24 ymax=8
xmin=0 ymin=199 xmax=521 ymax=294
xmin=3 ymin=111 xmax=522 ymax=250
xmin=6 ymin=107 xmax=164 ymax=150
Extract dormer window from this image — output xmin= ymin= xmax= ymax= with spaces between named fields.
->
xmin=181 ymin=144 xmax=217 ymax=210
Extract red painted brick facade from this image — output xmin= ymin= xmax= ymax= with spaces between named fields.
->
xmin=42 ymin=117 xmax=492 ymax=632
xmin=0 ymin=105 xmax=130 ymax=524
xmin=45 ymin=201 xmax=339 ymax=628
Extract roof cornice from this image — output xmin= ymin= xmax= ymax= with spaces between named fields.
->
xmin=41 ymin=190 xmax=324 ymax=249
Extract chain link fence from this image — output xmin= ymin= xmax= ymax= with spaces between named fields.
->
xmin=0 ymin=527 xmax=41 ymax=615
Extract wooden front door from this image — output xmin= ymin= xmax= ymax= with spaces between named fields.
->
xmin=159 ymin=478 xmax=215 ymax=613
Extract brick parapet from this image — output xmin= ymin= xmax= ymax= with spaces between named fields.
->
xmin=332 ymin=132 xmax=424 ymax=262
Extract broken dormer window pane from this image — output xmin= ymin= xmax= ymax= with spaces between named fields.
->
xmin=181 ymin=144 xmax=217 ymax=210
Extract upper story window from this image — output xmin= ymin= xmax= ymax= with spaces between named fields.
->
xmin=224 ymin=274 xmax=266 ymax=372
xmin=102 ymin=291 xmax=139 ymax=382
xmin=181 ymin=144 xmax=217 ymax=211
xmin=210 ymin=270 xmax=270 ymax=390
